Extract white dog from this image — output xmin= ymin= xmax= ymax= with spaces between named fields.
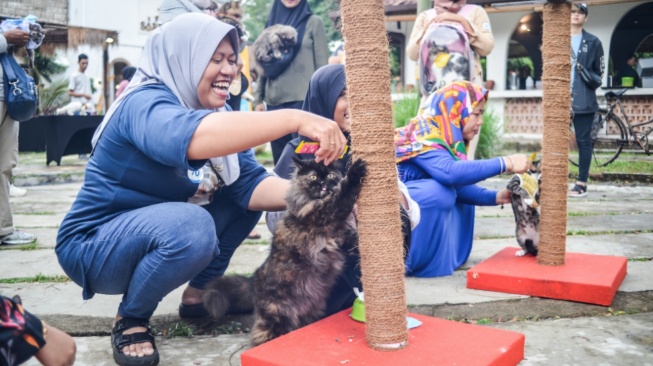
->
xmin=56 ymin=102 xmax=92 ymax=116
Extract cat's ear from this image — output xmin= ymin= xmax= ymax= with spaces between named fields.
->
xmin=291 ymin=156 xmax=307 ymax=170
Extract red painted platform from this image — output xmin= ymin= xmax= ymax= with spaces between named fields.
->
xmin=467 ymin=247 xmax=628 ymax=306
xmin=241 ymin=309 xmax=524 ymax=366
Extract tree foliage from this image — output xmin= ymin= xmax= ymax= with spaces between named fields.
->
xmin=242 ymin=0 xmax=342 ymax=45
xmin=34 ymin=49 xmax=67 ymax=84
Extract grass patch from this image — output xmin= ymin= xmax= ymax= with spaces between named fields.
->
xmin=475 ymin=318 xmax=493 ymax=325
xmin=242 ymin=239 xmax=270 ymax=245
xmin=628 ymin=257 xmax=652 ymax=262
xmin=392 ymin=92 xmax=421 ymax=128
xmin=476 ymin=107 xmax=503 ymax=160
xmin=567 ymin=229 xmax=653 ymax=236
xmin=255 ymin=149 xmax=272 ymax=161
xmin=0 ymin=242 xmax=40 ymax=251
xmin=0 ymin=274 xmax=69 ymax=284
xmin=214 ymin=321 xmax=249 ymax=335
xmin=569 ymin=156 xmax=653 ymax=175
xmin=161 ymin=322 xmax=195 ymax=337
xmin=567 ymin=211 xmax=623 ymax=217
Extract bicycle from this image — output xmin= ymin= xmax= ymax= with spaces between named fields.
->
xmin=569 ymin=88 xmax=652 ymax=167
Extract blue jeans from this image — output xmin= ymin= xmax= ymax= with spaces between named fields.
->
xmin=61 ymin=189 xmax=261 ymax=320
xmin=573 ymin=112 xmax=595 ymax=183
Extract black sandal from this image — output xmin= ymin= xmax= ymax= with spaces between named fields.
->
xmin=178 ymin=302 xmax=210 ymax=318
xmin=568 ymin=184 xmax=588 ymax=198
xmin=112 ymin=317 xmax=159 ymax=366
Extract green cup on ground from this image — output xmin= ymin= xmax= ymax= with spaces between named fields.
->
xmin=350 ymin=298 xmax=365 ymax=322
xmin=622 ymin=77 xmax=634 ymax=87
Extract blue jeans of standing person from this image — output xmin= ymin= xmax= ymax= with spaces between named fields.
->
xmin=573 ymin=112 xmax=595 ymax=183
xmin=267 ymin=101 xmax=302 ymax=165
xmin=59 ymin=189 xmax=261 ymax=320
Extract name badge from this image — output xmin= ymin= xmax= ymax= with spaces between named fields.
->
xmin=187 ymin=169 xmax=202 ymax=184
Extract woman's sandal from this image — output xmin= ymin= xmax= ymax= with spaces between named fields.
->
xmin=568 ymin=184 xmax=588 ymax=198
xmin=112 ymin=317 xmax=160 ymax=366
xmin=178 ymin=302 xmax=210 ymax=318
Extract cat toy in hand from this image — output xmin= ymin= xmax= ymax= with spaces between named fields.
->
xmin=252 ymin=24 xmax=298 ymax=79
xmin=507 ymin=153 xmax=541 ymax=257
xmin=204 ymin=158 xmax=368 ymax=346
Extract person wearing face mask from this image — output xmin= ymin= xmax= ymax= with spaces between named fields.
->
xmin=55 ymin=14 xmax=345 ymax=366
xmin=406 ymin=0 xmax=494 ymax=160
xmin=269 ymin=64 xmax=421 ymax=315
xmin=395 ymin=81 xmax=530 ymax=278
xmin=253 ymin=0 xmax=328 ymax=165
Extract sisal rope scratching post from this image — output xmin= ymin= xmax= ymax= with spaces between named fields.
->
xmin=538 ymin=1 xmax=571 ymax=266
xmin=340 ymin=0 xmax=408 ymax=351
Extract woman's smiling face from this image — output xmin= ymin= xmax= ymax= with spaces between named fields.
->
xmin=197 ymin=38 xmax=238 ymax=109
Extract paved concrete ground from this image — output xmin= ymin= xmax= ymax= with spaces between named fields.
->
xmin=2 ymin=154 xmax=652 ymax=365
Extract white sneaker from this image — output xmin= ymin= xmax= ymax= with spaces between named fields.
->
xmin=0 ymin=230 xmax=37 ymax=245
xmin=9 ymin=184 xmax=27 ymax=197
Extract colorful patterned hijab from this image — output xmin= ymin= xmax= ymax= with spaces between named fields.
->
xmin=395 ymin=81 xmax=487 ymax=162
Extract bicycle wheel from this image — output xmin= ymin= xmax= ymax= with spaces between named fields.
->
xmin=569 ymin=109 xmax=627 ymax=168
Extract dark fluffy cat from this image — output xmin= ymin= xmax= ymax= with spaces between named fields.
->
xmin=204 ymin=157 xmax=367 ymax=346
xmin=507 ymin=159 xmax=541 ymax=257
xmin=252 ymin=24 xmax=297 ymax=78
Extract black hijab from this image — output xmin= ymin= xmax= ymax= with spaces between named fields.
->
xmin=121 ymin=66 xmax=137 ymax=81
xmin=265 ymin=0 xmax=313 ymax=55
xmin=274 ymin=64 xmax=350 ymax=178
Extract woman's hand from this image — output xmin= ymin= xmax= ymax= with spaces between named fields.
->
xmin=296 ymin=113 xmax=347 ymax=166
xmin=3 ymin=29 xmax=30 ymax=47
xmin=496 ymin=188 xmax=511 ymax=205
xmin=505 ymin=154 xmax=531 ymax=174
xmin=431 ymin=12 xmax=473 ymax=35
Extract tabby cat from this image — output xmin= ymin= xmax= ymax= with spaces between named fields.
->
xmin=507 ymin=158 xmax=541 ymax=257
xmin=204 ymin=157 xmax=367 ymax=346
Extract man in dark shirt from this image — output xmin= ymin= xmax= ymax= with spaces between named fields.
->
xmin=615 ymin=54 xmax=641 ymax=87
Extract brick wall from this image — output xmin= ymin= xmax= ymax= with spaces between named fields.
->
xmin=0 ymin=0 xmax=67 ymax=25
xmin=503 ymin=95 xmax=653 ymax=135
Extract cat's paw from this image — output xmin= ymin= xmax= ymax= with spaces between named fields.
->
xmin=515 ymin=249 xmax=526 ymax=257
xmin=348 ymin=158 xmax=368 ymax=182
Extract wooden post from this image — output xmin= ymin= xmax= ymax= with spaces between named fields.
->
xmin=340 ymin=0 xmax=408 ymax=351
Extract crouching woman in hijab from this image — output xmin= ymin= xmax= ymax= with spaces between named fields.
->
xmin=55 ymin=13 xmax=345 ymax=366
xmin=395 ymin=81 xmax=529 ymax=278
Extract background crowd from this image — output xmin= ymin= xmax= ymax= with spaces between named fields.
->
xmin=0 ymin=1 xmax=613 ymax=365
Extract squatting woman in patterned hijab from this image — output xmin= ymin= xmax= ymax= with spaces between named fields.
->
xmin=395 ymin=81 xmax=530 ymax=278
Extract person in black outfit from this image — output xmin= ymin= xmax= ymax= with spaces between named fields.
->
xmin=614 ymin=54 xmax=641 ymax=88
xmin=569 ymin=3 xmax=604 ymax=198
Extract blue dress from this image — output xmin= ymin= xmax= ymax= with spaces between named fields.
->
xmin=398 ymin=149 xmax=502 ymax=277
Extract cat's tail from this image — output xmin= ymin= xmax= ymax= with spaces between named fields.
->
xmin=203 ymin=275 xmax=254 ymax=320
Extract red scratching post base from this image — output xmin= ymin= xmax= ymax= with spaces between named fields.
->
xmin=241 ymin=309 xmax=524 ymax=366
xmin=467 ymin=247 xmax=627 ymax=306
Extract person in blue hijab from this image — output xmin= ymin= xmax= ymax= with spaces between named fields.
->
xmin=270 ymin=64 xmax=420 ymax=317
